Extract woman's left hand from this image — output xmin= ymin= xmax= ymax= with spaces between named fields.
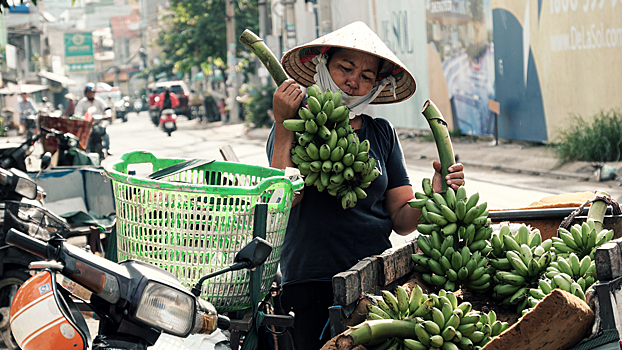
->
xmin=432 ymin=161 xmax=465 ymax=192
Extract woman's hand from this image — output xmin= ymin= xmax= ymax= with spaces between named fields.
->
xmin=432 ymin=161 xmax=465 ymax=192
xmin=273 ymin=79 xmax=305 ymax=124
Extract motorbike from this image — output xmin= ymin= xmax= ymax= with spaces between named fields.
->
xmin=24 ymin=113 xmax=38 ymax=141
xmin=0 ymin=133 xmax=47 ymax=172
xmin=86 ymin=108 xmax=112 ymax=161
xmin=160 ymin=108 xmax=177 ymax=136
xmin=149 ymin=96 xmax=161 ymax=127
xmin=41 ymin=127 xmax=100 ymax=167
xmin=0 ymin=159 xmax=72 ymax=349
xmin=5 ymin=228 xmax=274 ymax=350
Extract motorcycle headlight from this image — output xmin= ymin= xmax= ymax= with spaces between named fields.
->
xmin=135 ymin=281 xmax=196 ymax=337
xmin=14 ymin=176 xmax=37 ymax=200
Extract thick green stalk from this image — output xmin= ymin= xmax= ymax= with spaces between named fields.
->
xmin=587 ymin=190 xmax=610 ymax=232
xmin=336 ymin=319 xmax=418 ymax=350
xmin=239 ymin=30 xmax=288 ymax=86
xmin=421 ymin=100 xmax=456 ymax=192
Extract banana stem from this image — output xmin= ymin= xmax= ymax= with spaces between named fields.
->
xmin=239 ymin=30 xmax=289 ymax=86
xmin=421 ymin=100 xmax=456 ymax=193
xmin=587 ymin=190 xmax=610 ymax=232
xmin=336 ymin=320 xmax=418 ymax=350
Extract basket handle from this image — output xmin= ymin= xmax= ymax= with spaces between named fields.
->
xmin=251 ymin=175 xmax=304 ymax=196
xmin=116 ymin=150 xmax=160 ymax=173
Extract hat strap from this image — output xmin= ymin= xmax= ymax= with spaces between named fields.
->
xmin=312 ymin=54 xmax=397 ymax=118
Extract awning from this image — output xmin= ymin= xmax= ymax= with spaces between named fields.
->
xmin=38 ymin=71 xmax=77 ymax=87
xmin=0 ymin=82 xmax=49 ymax=95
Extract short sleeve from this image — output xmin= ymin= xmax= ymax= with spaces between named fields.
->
xmin=385 ymin=124 xmax=410 ymax=190
xmin=266 ymin=124 xmax=275 ymax=165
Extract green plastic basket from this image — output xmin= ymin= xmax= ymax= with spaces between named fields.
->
xmin=104 ymin=151 xmax=303 ymax=312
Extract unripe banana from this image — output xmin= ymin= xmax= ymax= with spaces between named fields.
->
xmin=361 ymin=168 xmax=380 ymax=183
xmin=424 ymin=320 xmax=442 ymax=335
xmin=569 ymin=253 xmax=581 ymax=277
xmin=304 ymin=172 xmax=320 ymax=186
xmin=347 ymin=142 xmax=359 ymax=156
xmin=330 ymin=172 xmax=344 ymax=185
xmin=415 ymin=323 xmax=432 ymax=346
xmin=439 ymin=204 xmax=458 ymax=223
xmin=328 ymin=105 xmax=348 ymax=123
xmin=307 ymin=95 xmax=321 ymax=114
xmin=291 ymin=154 xmax=304 ymax=165
xmin=395 ymin=286 xmax=410 ymax=316
xmin=465 ymin=192 xmax=480 ymax=211
xmin=299 ymin=107 xmax=315 ymax=121
xmin=320 ymin=171 xmax=330 ymax=187
xmin=422 ymin=178 xmax=434 ymax=197
xmin=553 ymin=274 xmax=572 ymax=292
xmin=403 ymin=339 xmax=427 ymax=350
xmin=342 ymin=153 xmax=355 ymax=167
xmin=463 ymin=205 xmax=480 ymax=224
xmin=305 ymin=143 xmax=320 ymax=160
xmin=282 ymin=119 xmax=306 ymax=131
xmin=455 ymin=200 xmax=466 ymax=221
xmin=309 ymin=160 xmax=322 ymax=172
xmin=353 ymin=186 xmax=367 ymax=199
xmin=355 ymin=151 xmax=369 ymax=162
xmin=343 ymin=167 xmax=355 ymax=180
xmin=305 ymin=119 xmax=318 ymax=134
xmin=329 ymin=146 xmax=345 ymax=162
xmin=503 ymin=234 xmax=522 ymax=253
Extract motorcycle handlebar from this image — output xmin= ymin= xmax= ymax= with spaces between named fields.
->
xmin=5 ymin=228 xmax=55 ymax=259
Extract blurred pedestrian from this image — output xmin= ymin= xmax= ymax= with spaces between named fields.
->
xmin=17 ymin=92 xmax=37 ymax=133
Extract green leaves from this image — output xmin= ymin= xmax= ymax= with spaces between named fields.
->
xmin=153 ymin=0 xmax=259 ymax=76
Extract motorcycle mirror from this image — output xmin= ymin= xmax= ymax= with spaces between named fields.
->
xmin=233 ymin=237 xmax=273 ymax=271
xmin=40 ymin=152 xmax=52 ymax=170
xmin=190 ymin=237 xmax=273 ymax=297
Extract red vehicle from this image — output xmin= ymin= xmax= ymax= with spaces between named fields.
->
xmin=154 ymin=80 xmax=191 ymax=118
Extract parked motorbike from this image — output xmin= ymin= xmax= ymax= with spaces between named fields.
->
xmin=160 ymin=108 xmax=177 ymax=137
xmin=86 ymin=108 xmax=112 ymax=161
xmin=0 ymin=133 xmax=47 ymax=172
xmin=0 ymin=160 xmax=71 ymax=349
xmin=41 ymin=127 xmax=100 ymax=167
xmin=6 ymin=229 xmax=273 ymax=350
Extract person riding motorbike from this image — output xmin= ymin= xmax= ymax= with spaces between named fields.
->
xmin=17 ymin=93 xmax=37 ymax=135
xmin=74 ymin=83 xmax=112 ymax=156
xmin=75 ymin=83 xmax=109 ymax=118
xmin=156 ymin=86 xmax=180 ymax=111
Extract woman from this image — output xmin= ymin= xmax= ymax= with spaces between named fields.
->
xmin=266 ymin=22 xmax=465 ymax=350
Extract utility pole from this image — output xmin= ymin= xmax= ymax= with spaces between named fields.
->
xmin=258 ymin=0 xmax=268 ymax=39
xmin=225 ymin=0 xmax=239 ymax=123
xmin=317 ymin=0 xmax=333 ymax=36
xmin=284 ymin=1 xmax=297 ymax=51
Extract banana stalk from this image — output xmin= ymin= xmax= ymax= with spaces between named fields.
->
xmin=421 ymin=100 xmax=456 ymax=193
xmin=239 ymin=30 xmax=289 ymax=86
xmin=587 ymin=190 xmax=610 ymax=232
xmin=336 ymin=319 xmax=418 ymax=350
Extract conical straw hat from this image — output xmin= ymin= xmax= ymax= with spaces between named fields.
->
xmin=281 ymin=21 xmax=416 ymax=104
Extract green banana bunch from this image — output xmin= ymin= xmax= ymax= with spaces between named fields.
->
xmin=411 ymin=183 xmax=494 ymax=293
xmin=525 ymin=253 xmax=598 ymax=307
xmin=489 ymin=224 xmax=555 ymax=313
xmin=554 ymin=219 xmax=614 ymax=260
xmin=368 ymin=288 xmax=509 ymax=350
xmin=283 ymin=84 xmax=380 ymax=209
xmin=414 ymin=238 xmax=492 ymax=293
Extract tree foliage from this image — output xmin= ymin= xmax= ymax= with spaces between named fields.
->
xmin=155 ymin=0 xmax=259 ymax=76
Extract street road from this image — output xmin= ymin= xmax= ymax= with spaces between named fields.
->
xmin=103 ymin=111 xmax=622 ymax=246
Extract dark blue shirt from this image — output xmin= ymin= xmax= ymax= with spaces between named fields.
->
xmin=266 ymin=115 xmax=411 ymax=285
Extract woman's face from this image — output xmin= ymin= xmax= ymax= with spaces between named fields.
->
xmin=327 ymin=49 xmax=380 ymax=96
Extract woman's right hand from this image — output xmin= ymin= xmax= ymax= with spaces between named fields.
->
xmin=273 ymin=79 xmax=305 ymax=124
